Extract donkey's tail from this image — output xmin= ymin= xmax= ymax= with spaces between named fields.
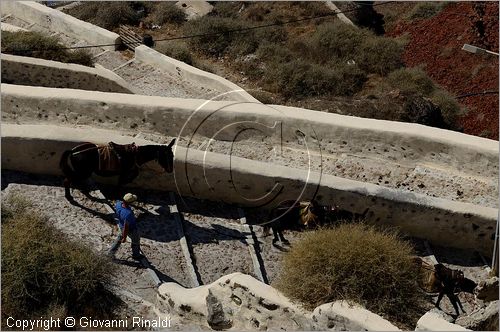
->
xmin=60 ymin=150 xmax=77 ymax=179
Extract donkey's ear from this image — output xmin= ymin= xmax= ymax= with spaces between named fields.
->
xmin=167 ymin=139 xmax=176 ymax=148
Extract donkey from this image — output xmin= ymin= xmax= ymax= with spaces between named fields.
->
xmin=60 ymin=140 xmax=175 ymax=201
xmin=263 ymin=200 xmax=369 ymax=246
xmin=415 ymin=257 xmax=477 ymax=317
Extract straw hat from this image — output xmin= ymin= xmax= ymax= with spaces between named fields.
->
xmin=123 ymin=193 xmax=137 ymax=203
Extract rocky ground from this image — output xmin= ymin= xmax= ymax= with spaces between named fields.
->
xmin=1 ymin=170 xmax=495 ymax=330
xmin=388 ymin=2 xmax=499 ymax=139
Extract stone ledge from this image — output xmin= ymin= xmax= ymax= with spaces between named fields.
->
xmin=1 ymin=54 xmax=133 ymax=93
xmin=0 ymin=0 xmax=120 ymax=50
xmin=1 ymin=123 xmax=497 ymax=255
xmin=135 ymin=45 xmax=260 ymax=103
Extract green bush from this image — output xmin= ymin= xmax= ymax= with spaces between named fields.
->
xmin=306 ymin=21 xmax=369 ymax=63
xmin=1 ymin=195 xmax=118 ymax=322
xmin=146 ymin=2 xmax=186 ymax=25
xmin=264 ymin=59 xmax=367 ymax=98
xmin=304 ymin=21 xmax=404 ymax=76
xmin=275 ymin=223 xmax=425 ymax=323
xmin=1 ymin=31 xmax=94 ymax=66
xmin=357 ymin=37 xmax=405 ymax=75
xmin=65 ymin=2 xmax=140 ymax=30
xmin=156 ymin=41 xmax=193 ymax=65
xmin=407 ymin=2 xmax=448 ymax=20
xmin=386 ymin=67 xmax=436 ymax=96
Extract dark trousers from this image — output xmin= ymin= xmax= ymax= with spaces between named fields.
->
xmin=108 ymin=227 xmax=141 ymax=257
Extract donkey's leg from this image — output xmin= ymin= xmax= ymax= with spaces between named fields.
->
xmin=435 ymin=290 xmax=444 ymax=309
xmin=454 ymin=293 xmax=466 ymax=314
xmin=272 ymin=227 xmax=280 ymax=246
xmin=80 ymin=178 xmax=106 ymax=202
xmin=279 ymin=230 xmax=290 ymax=245
xmin=447 ymin=292 xmax=461 ymax=317
xmin=63 ymin=178 xmax=73 ymax=201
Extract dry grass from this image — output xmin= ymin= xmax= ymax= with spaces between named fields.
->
xmin=275 ymin=223 xmax=426 ymax=324
xmin=1 ymin=195 xmax=120 ymax=327
xmin=156 ymin=40 xmax=193 ymax=65
xmin=64 ymin=1 xmax=140 ymax=31
xmin=430 ymin=89 xmax=466 ymax=130
xmin=1 ymin=31 xmax=94 ymax=66
xmin=407 ymin=2 xmax=449 ymax=20
xmin=144 ymin=2 xmax=186 ymax=25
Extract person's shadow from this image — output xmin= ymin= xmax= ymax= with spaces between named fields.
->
xmin=68 ymin=199 xmax=116 ymax=225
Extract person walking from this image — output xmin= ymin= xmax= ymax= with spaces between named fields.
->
xmin=108 ymin=193 xmax=143 ymax=260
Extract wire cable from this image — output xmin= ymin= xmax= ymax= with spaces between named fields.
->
xmin=456 ymin=90 xmax=499 ymax=99
xmin=1 ymin=1 xmax=394 ymax=53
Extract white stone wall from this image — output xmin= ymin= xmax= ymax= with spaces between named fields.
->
xmin=2 ymin=84 xmax=497 ymax=180
xmin=1 ymin=54 xmax=133 ymax=93
xmin=2 ymin=124 xmax=497 ymax=255
xmin=0 ymin=1 xmax=120 ymax=50
xmin=135 ymin=45 xmax=260 ymax=103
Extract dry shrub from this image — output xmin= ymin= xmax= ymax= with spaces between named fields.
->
xmin=256 ymin=42 xmax=295 ymax=63
xmin=357 ymin=37 xmax=405 ymax=75
xmin=254 ymin=25 xmax=288 ymax=44
xmin=146 ymin=2 xmax=186 ymax=25
xmin=65 ymin=1 xmax=140 ymax=30
xmin=1 ymin=31 xmax=94 ymax=66
xmin=430 ymin=89 xmax=465 ymax=130
xmin=275 ymin=223 xmax=425 ymax=323
xmin=1 ymin=195 xmax=119 ymax=324
xmin=386 ymin=67 xmax=436 ymax=96
xmin=306 ymin=21 xmax=369 ymax=63
xmin=211 ymin=1 xmax=243 ymax=19
xmin=183 ymin=16 xmax=252 ymax=57
xmin=183 ymin=15 xmax=286 ymax=58
xmin=292 ymin=1 xmax=333 ymax=17
xmin=384 ymin=67 xmax=463 ymax=129
xmin=304 ymin=21 xmax=404 ymax=75
xmin=264 ymin=58 xmax=366 ymax=98
xmin=407 ymin=2 xmax=449 ymax=20
xmin=156 ymin=41 xmax=193 ymax=65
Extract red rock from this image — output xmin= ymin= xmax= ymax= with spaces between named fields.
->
xmin=387 ymin=2 xmax=499 ymax=139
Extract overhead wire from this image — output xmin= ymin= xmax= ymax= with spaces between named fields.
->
xmin=1 ymin=1 xmax=395 ymax=53
xmin=456 ymin=91 xmax=499 ymax=99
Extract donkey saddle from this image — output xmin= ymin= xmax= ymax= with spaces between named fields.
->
xmin=98 ymin=142 xmax=138 ymax=172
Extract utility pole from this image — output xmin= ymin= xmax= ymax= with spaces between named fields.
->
xmin=461 ymin=43 xmax=499 ymax=276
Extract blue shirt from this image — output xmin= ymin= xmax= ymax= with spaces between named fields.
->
xmin=115 ymin=201 xmax=137 ymax=230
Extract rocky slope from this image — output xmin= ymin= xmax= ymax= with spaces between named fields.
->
xmin=388 ymin=2 xmax=499 ymax=139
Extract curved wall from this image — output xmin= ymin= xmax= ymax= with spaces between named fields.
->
xmin=0 ymin=1 xmax=120 ymax=50
xmin=2 ymin=84 xmax=498 ymax=180
xmin=1 ymin=124 xmax=497 ymax=256
xmin=135 ymin=45 xmax=260 ymax=103
xmin=1 ymin=54 xmax=134 ymax=93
